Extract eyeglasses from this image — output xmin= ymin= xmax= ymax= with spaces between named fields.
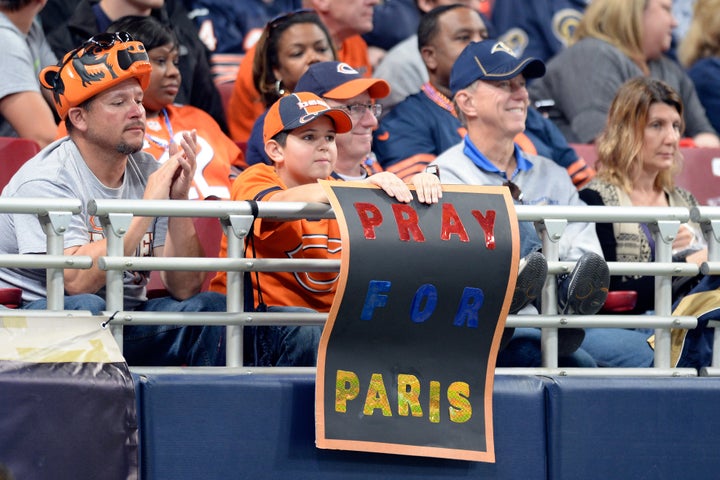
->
xmin=343 ymin=103 xmax=382 ymax=118
xmin=53 ymin=32 xmax=134 ymax=89
xmin=503 ymin=180 xmax=524 ymax=203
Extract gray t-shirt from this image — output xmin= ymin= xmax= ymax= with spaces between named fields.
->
xmin=0 ymin=14 xmax=57 ymax=137
xmin=0 ymin=138 xmax=167 ymax=307
xmin=528 ymin=37 xmax=715 ymax=143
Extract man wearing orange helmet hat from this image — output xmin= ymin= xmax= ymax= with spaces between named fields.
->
xmin=0 ymin=32 xmax=227 ymax=367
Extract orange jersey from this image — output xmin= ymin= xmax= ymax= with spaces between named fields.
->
xmin=56 ymin=104 xmax=245 ymax=200
xmin=210 ymin=164 xmax=341 ymax=312
xmin=227 ymin=35 xmax=372 ymax=143
xmin=143 ymin=104 xmax=245 ymax=200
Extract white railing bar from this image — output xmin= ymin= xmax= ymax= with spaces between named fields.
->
xmin=0 ymin=198 xmax=82 ymax=215
xmin=98 ymin=257 xmax=341 ymax=272
xmin=517 ymin=205 xmax=690 ymax=222
xmin=101 ymin=311 xmax=695 ymax=330
xmin=0 ymin=255 xmax=92 ymax=269
xmin=128 ymin=366 xmax=697 ymax=377
xmin=496 ymin=367 xmax=697 ymax=377
xmin=88 ymin=199 xmax=334 ymax=220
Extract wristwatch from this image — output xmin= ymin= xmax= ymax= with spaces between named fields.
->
xmin=425 ymin=165 xmax=440 ymax=179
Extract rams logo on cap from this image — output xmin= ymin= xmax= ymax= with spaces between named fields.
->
xmin=490 ymin=41 xmax=517 ymax=57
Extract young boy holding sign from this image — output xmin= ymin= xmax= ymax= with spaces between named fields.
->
xmin=210 ymin=91 xmax=442 ymax=366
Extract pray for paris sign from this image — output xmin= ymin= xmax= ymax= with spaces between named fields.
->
xmin=315 ymin=182 xmax=519 ymax=462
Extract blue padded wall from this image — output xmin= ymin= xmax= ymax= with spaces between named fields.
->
xmin=137 ymin=374 xmax=547 ymax=480
xmin=545 ymin=376 xmax=720 ymax=480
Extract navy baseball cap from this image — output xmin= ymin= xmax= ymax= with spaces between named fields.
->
xmin=449 ymin=40 xmax=546 ymax=96
xmin=263 ymin=92 xmax=352 ymax=142
xmin=295 ymin=61 xmax=390 ymax=100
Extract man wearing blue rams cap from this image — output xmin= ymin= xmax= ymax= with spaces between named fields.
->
xmin=431 ymin=40 xmax=611 ymax=366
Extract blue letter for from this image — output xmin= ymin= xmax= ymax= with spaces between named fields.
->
xmin=361 ymin=280 xmax=391 ymax=320
xmin=453 ymin=287 xmax=484 ymax=328
xmin=410 ymin=283 xmax=438 ymax=323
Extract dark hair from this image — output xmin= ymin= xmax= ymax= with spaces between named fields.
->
xmin=106 ymin=15 xmax=178 ymax=51
xmin=417 ymin=4 xmax=471 ymax=50
xmin=271 ymin=131 xmax=289 ymax=146
xmin=0 ymin=0 xmax=32 ymax=12
xmin=252 ymin=10 xmax=336 ymax=108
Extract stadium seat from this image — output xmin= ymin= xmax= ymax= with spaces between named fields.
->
xmin=216 ymin=81 xmax=235 ymax=120
xmin=676 ymin=147 xmax=720 ymax=205
xmin=569 ymin=143 xmax=598 ymax=170
xmin=146 ymin=214 xmax=223 ymax=297
xmin=0 ymin=137 xmax=41 ymax=307
xmin=0 ymin=136 xmax=41 ymax=190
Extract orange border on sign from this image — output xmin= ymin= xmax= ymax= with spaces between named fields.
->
xmin=315 ymin=182 xmax=520 ymax=462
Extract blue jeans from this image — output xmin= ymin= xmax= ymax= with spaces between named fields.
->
xmin=245 ymin=306 xmax=322 ymax=367
xmin=580 ymin=328 xmax=655 ymax=367
xmin=519 ymin=221 xmax=542 ymax=257
xmin=497 ymin=327 xmax=597 ymax=367
xmin=24 ymin=292 xmax=227 ymax=367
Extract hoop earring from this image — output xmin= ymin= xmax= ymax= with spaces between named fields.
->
xmin=275 ymin=80 xmax=285 ymax=96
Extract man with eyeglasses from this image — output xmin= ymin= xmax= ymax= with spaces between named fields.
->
xmin=0 ymin=33 xmax=227 ymax=367
xmin=295 ymin=61 xmax=388 ymax=179
xmin=431 ymin=40 xmax=612 ymax=367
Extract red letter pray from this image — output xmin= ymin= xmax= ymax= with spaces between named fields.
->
xmin=354 ymin=202 xmax=383 ymax=240
xmin=471 ymin=210 xmax=496 ymax=250
xmin=391 ymin=204 xmax=425 ymax=242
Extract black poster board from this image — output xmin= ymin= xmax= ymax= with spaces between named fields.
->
xmin=316 ymin=183 xmax=519 ymax=462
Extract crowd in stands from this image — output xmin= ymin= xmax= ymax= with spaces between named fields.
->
xmin=0 ymin=0 xmax=718 ymax=369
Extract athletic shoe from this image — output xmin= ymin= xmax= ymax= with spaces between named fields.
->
xmin=510 ymin=251 xmax=547 ymax=314
xmin=556 ymin=251 xmax=610 ymax=355
xmin=558 ymin=251 xmax=610 ymax=315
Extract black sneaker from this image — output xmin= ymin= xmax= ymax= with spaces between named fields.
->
xmin=510 ymin=251 xmax=547 ymax=314
xmin=556 ymin=252 xmax=610 ymax=356
xmin=558 ymin=251 xmax=610 ymax=315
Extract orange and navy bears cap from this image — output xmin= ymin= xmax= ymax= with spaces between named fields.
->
xmin=295 ymin=61 xmax=390 ymax=100
xmin=449 ymin=40 xmax=546 ymax=96
xmin=263 ymin=92 xmax=353 ymax=143
xmin=39 ymin=32 xmax=152 ymax=119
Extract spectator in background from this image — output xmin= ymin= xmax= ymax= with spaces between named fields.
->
xmin=181 ymin=0 xmax=301 ymax=54
xmin=210 ymin=92 xmax=442 ymax=365
xmin=579 ymin=77 xmax=706 ymax=367
xmin=373 ymin=4 xmax=594 ymax=188
xmin=492 ymin=0 xmax=587 ymax=64
xmin=431 ymin=40 xmax=612 ymax=366
xmin=529 ymin=0 xmax=720 ymax=147
xmin=580 ymin=78 xmax=706 ymax=316
xmin=240 ymin=10 xmax=337 ymax=165
xmin=107 ymin=16 xmax=244 ymax=198
xmin=373 ymin=0 xmax=488 ymax=117
xmin=294 ymin=61 xmax=390 ymax=179
xmin=43 ymin=0 xmax=228 ymax=133
xmin=0 ymin=0 xmax=58 ymax=147
xmin=0 ymin=33 xmax=226 ymax=366
xmin=227 ymin=0 xmax=378 ymax=143
xmin=678 ymin=0 xmax=720 ymax=134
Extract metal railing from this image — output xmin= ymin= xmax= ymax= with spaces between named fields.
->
xmin=1 ymin=198 xmax=715 ymax=376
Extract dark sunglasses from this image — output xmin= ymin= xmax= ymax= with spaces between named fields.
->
xmin=53 ymin=32 xmax=134 ymax=88
xmin=503 ymin=180 xmax=524 ymax=203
